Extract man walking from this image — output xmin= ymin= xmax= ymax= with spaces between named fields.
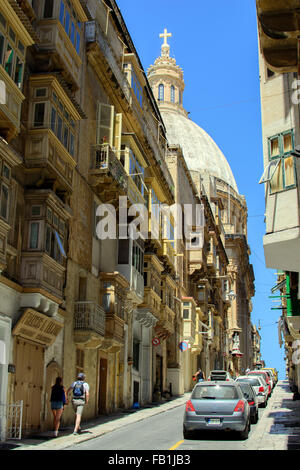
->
xmin=67 ymin=372 xmax=89 ymax=435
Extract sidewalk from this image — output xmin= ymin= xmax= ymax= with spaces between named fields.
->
xmin=246 ymin=380 xmax=300 ymax=450
xmin=1 ymin=393 xmax=191 ymax=451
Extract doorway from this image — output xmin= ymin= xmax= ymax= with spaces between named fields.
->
xmin=98 ymin=357 xmax=107 ymax=414
xmin=155 ymin=354 xmax=163 ymax=393
xmin=14 ymin=338 xmax=44 ymax=435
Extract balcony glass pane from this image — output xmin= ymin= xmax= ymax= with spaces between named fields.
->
xmin=0 ymin=34 xmax=4 ymax=65
xmin=44 ymin=0 xmax=54 ymax=18
xmin=69 ymin=132 xmax=75 ymax=156
xmin=63 ymin=124 xmax=69 ymax=148
xmin=270 ymin=137 xmax=279 ymax=158
xmin=76 ymin=32 xmax=80 ymax=54
xmin=57 ymin=115 xmax=63 ymax=141
xmin=284 ymin=156 xmax=295 ymax=187
xmin=270 ymin=159 xmax=283 ymax=193
xmin=50 ymin=106 xmax=56 ymax=132
xmin=29 ymin=222 xmax=39 ymax=249
xmin=70 ymin=22 xmax=75 ymax=46
xmin=283 ymin=134 xmax=293 ymax=153
xmin=4 ymin=44 xmax=14 ymax=77
xmin=34 ymin=103 xmax=45 ymax=127
xmin=14 ymin=57 xmax=23 ymax=89
xmin=65 ymin=11 xmax=70 ymax=36
xmin=59 ymin=1 xmax=65 ymax=25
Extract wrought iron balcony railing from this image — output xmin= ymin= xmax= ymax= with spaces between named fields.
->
xmin=74 ymin=301 xmax=106 ymax=337
xmin=90 ymin=143 xmax=128 ymax=194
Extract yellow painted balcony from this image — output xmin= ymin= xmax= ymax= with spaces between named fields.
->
xmin=207 ymin=251 xmax=217 ymax=271
xmin=141 ymin=288 xmax=161 ymax=321
xmin=128 ymin=177 xmax=145 ymax=206
xmin=0 ymin=65 xmax=25 ymax=141
xmin=105 ymin=312 xmax=125 ymax=346
xmin=160 ymin=240 xmax=175 ymax=270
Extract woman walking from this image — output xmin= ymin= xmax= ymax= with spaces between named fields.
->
xmin=50 ymin=377 xmax=67 ymax=437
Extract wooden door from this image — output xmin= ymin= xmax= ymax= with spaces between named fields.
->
xmin=98 ymin=358 xmax=107 ymax=414
xmin=14 ymin=338 xmax=44 ymax=435
xmin=156 ymin=355 xmax=163 ymax=393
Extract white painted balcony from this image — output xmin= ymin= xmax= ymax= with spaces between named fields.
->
xmin=262 ymin=152 xmax=300 ymax=271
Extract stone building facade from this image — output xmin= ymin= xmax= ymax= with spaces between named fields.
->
xmin=0 ymin=0 xmax=257 ymax=440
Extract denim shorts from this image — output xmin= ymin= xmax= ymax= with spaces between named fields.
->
xmin=51 ymin=401 xmax=64 ymax=410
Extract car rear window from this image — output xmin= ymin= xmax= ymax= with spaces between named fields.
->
xmin=238 ymin=378 xmax=260 ymax=387
xmin=192 ymin=385 xmax=239 ymax=400
xmin=239 ymin=383 xmax=255 ymax=398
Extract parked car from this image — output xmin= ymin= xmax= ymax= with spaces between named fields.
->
xmin=236 ymin=382 xmax=259 ymax=424
xmin=207 ymin=370 xmax=233 ymax=382
xmin=247 ymin=371 xmax=271 ymax=396
xmin=261 ymin=369 xmax=274 ymax=389
xmin=262 ymin=368 xmax=277 ymax=387
xmin=183 ymin=381 xmax=251 ymax=440
xmin=236 ymin=375 xmax=268 ymax=408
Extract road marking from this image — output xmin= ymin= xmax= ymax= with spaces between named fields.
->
xmin=169 ymin=440 xmax=184 ymax=450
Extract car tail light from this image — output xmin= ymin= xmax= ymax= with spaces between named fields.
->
xmin=226 ymin=379 xmax=229 ymax=381
xmin=186 ymin=400 xmax=195 ymax=412
xmin=259 ymin=386 xmax=264 ymax=393
xmin=248 ymin=401 xmax=255 ymax=405
xmin=234 ymin=400 xmax=245 ymax=412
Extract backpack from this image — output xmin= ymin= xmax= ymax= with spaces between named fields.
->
xmin=73 ymin=381 xmax=85 ymax=398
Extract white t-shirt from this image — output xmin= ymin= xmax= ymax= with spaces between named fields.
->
xmin=70 ymin=381 xmax=89 ymax=395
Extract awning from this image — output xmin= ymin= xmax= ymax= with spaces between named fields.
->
xmin=271 ymin=279 xmax=286 ymax=294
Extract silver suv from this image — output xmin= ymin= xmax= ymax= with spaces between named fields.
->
xmin=208 ymin=370 xmax=234 ymax=382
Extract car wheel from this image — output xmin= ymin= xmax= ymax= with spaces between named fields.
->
xmin=239 ymin=419 xmax=250 ymax=440
xmin=253 ymin=411 xmax=259 ymax=424
xmin=183 ymin=427 xmax=194 ymax=440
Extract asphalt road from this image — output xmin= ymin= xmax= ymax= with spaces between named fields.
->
xmin=66 ymin=402 xmax=265 ymax=451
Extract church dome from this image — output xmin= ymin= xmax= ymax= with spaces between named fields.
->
xmin=160 ymin=109 xmax=239 ymax=193
xmin=147 ymin=29 xmax=239 ymax=193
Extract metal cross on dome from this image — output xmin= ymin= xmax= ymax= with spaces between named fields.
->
xmin=159 ymin=28 xmax=172 ymax=45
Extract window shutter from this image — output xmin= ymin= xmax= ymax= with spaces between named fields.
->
xmin=114 ymin=113 xmax=122 ymax=156
xmin=96 ymin=102 xmax=114 ymax=146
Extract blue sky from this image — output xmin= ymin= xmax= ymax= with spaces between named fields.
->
xmin=117 ymin=0 xmax=286 ymax=378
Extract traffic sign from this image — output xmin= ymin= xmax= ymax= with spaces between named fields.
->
xmin=179 ymin=341 xmax=188 ymax=351
xmin=152 ymin=337 xmax=160 ymax=346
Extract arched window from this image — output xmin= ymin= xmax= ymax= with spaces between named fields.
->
xmin=158 ymin=84 xmax=164 ymax=101
xmin=179 ymin=90 xmax=182 ymax=104
xmin=171 ymin=85 xmax=175 ymax=103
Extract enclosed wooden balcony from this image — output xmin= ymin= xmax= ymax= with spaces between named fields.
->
xmin=159 ymin=240 xmax=175 ymax=271
xmin=74 ymin=301 xmax=106 ymax=348
xmin=256 ymin=0 xmax=300 ymax=73
xmin=20 ymin=252 xmax=65 ymax=300
xmin=155 ymin=305 xmax=175 ymax=339
xmin=0 ymin=66 xmax=25 ymax=141
xmin=25 ymin=129 xmax=75 ymax=192
xmin=34 ymin=0 xmax=88 ymax=90
xmin=105 ymin=312 xmax=125 ymax=346
xmin=89 ymin=144 xmax=128 ymax=204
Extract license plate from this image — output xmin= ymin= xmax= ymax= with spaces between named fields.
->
xmin=207 ymin=418 xmax=221 ymax=425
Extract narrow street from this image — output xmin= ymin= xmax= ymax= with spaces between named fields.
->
xmin=63 ymin=380 xmax=300 ymax=451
